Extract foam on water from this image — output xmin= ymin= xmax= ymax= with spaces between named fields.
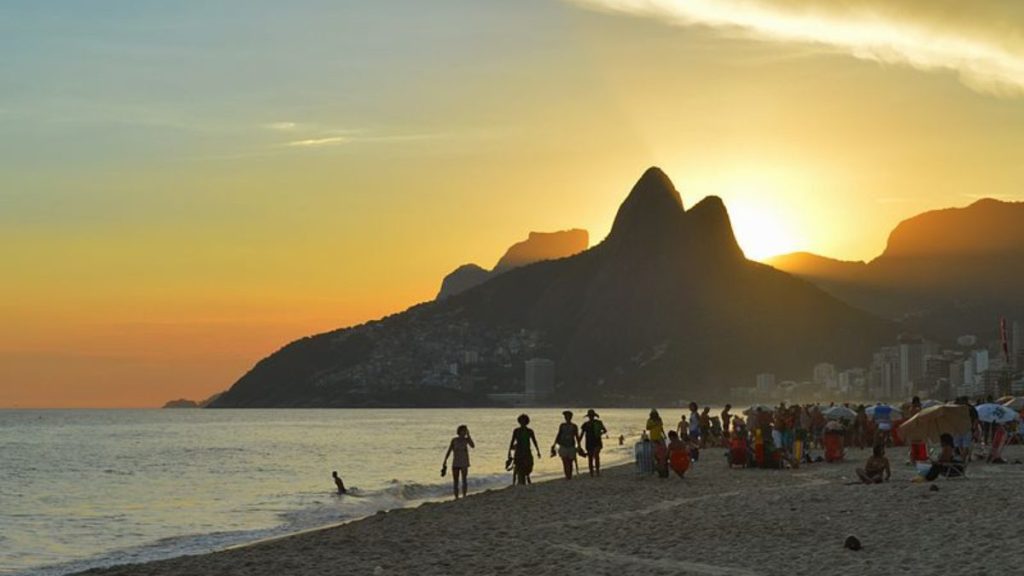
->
xmin=0 ymin=408 xmax=651 ymax=575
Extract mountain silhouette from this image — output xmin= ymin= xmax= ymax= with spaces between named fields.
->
xmin=436 ymin=229 xmax=588 ymax=299
xmin=768 ymin=198 xmax=1024 ymax=340
xmin=211 ymin=167 xmax=892 ymax=407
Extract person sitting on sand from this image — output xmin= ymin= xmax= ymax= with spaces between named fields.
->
xmin=855 ymin=444 xmax=891 ymax=484
xmin=919 ymin=433 xmax=963 ymax=482
xmin=332 ymin=471 xmax=348 ymax=495
xmin=442 ymin=424 xmax=475 ymax=499
xmin=552 ymin=410 xmax=580 ymax=480
xmin=666 ymin=430 xmax=691 ymax=479
xmin=508 ymin=413 xmax=542 ymax=485
xmin=580 ymin=409 xmax=608 ymax=477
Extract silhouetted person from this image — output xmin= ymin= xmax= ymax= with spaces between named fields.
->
xmin=508 ymin=413 xmax=542 ymax=485
xmin=442 ymin=424 xmax=475 ymax=499
xmin=332 ymin=471 xmax=347 ymax=495
xmin=581 ymin=409 xmax=608 ymax=477
xmin=551 ymin=410 xmax=580 ymax=480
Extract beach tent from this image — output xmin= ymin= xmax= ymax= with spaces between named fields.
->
xmin=899 ymin=404 xmax=971 ymax=444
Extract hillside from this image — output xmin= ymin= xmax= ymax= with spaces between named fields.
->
xmin=211 ymin=168 xmax=892 ymax=407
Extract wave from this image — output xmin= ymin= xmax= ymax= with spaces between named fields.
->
xmin=11 ymin=472 xmax=519 ymax=576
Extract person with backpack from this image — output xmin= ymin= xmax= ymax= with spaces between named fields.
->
xmin=580 ymin=409 xmax=608 ymax=477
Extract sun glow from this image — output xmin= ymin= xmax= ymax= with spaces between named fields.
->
xmin=711 ymin=176 xmax=806 ymax=262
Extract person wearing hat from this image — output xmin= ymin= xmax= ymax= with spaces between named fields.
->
xmin=551 ymin=410 xmax=580 ymax=480
xmin=580 ymin=409 xmax=608 ymax=477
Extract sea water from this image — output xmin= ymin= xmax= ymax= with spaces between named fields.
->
xmin=0 ymin=408 xmax=656 ymax=575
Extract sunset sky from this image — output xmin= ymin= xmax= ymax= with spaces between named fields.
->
xmin=3 ymin=0 xmax=1023 ymax=407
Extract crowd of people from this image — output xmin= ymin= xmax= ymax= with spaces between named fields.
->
xmin=422 ymin=396 xmax=1021 ymax=499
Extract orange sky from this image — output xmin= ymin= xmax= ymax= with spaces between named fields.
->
xmin=2 ymin=1 xmax=1023 ymax=407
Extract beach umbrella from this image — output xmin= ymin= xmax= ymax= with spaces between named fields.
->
xmin=1001 ymin=397 xmax=1024 ymax=411
xmin=743 ymin=404 xmax=773 ymax=415
xmin=920 ymin=399 xmax=943 ymax=409
xmin=899 ymin=404 xmax=971 ymax=443
xmin=823 ymin=406 xmax=856 ymax=421
xmin=866 ymin=405 xmax=902 ymax=421
xmin=975 ymin=403 xmax=1021 ymax=424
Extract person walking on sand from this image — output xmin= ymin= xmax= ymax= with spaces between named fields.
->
xmin=551 ymin=410 xmax=580 ymax=480
xmin=442 ymin=424 xmax=475 ymax=499
xmin=508 ymin=413 xmax=542 ymax=485
xmin=581 ymin=409 xmax=608 ymax=477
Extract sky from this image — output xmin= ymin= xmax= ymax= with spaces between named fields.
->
xmin=2 ymin=0 xmax=1023 ymax=407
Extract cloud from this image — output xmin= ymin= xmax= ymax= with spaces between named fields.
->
xmin=285 ymin=136 xmax=348 ymax=147
xmin=265 ymin=121 xmax=297 ymax=131
xmin=567 ymin=0 xmax=1024 ymax=97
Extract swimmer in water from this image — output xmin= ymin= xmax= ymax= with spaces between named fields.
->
xmin=332 ymin=471 xmax=348 ymax=494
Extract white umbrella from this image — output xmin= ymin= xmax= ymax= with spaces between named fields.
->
xmin=975 ymin=403 xmax=1021 ymax=424
xmin=823 ymin=406 xmax=856 ymax=421
xmin=866 ymin=404 xmax=902 ymax=421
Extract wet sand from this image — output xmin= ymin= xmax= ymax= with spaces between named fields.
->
xmin=77 ymin=445 xmax=1024 ymax=576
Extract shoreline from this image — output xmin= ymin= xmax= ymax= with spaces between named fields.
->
xmin=74 ymin=445 xmax=1024 ymax=576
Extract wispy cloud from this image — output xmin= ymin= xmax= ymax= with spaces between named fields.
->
xmin=568 ymin=0 xmax=1024 ymax=97
xmin=285 ymin=135 xmax=348 ymax=147
xmin=265 ymin=121 xmax=297 ymax=131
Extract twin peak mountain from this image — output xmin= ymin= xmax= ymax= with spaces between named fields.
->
xmin=211 ymin=168 xmax=889 ymax=407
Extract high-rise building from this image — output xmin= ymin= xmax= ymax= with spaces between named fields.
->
xmin=1013 ymin=321 xmax=1022 ymax=371
xmin=756 ymin=373 xmax=776 ymax=394
xmin=524 ymin=358 xmax=555 ymax=401
xmin=898 ymin=334 xmax=925 ymax=396
xmin=813 ymin=363 xmax=837 ymax=390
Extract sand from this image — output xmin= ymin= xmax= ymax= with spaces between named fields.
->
xmin=76 ymin=445 xmax=1024 ymax=576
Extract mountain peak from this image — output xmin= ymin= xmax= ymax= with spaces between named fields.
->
xmin=607 ymin=166 xmax=685 ymax=246
xmin=687 ymin=195 xmax=744 ymax=260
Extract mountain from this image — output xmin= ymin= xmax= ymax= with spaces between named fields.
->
xmin=211 ymin=167 xmax=892 ymax=408
xmin=768 ymin=198 xmax=1024 ymax=340
xmin=436 ymin=229 xmax=588 ymax=299
xmin=162 ymin=392 xmax=224 ymax=409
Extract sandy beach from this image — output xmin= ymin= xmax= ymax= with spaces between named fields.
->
xmin=76 ymin=445 xmax=1024 ymax=576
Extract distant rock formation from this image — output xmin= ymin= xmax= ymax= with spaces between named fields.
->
xmin=211 ymin=167 xmax=891 ymax=408
xmin=163 ymin=392 xmax=224 ymax=409
xmin=436 ymin=229 xmax=589 ymax=299
xmin=768 ymin=198 xmax=1024 ymax=339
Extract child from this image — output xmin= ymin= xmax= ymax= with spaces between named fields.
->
xmin=667 ymin=430 xmax=691 ymax=479
xmin=855 ymin=444 xmax=891 ymax=484
xmin=442 ymin=424 xmax=475 ymax=499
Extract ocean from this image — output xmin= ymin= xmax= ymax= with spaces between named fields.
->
xmin=0 ymin=408 xmax=657 ymax=575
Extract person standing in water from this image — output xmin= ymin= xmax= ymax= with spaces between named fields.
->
xmin=508 ymin=413 xmax=542 ymax=485
xmin=551 ymin=410 xmax=580 ymax=480
xmin=332 ymin=471 xmax=348 ymax=495
xmin=442 ymin=424 xmax=475 ymax=499
xmin=580 ymin=409 xmax=608 ymax=477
